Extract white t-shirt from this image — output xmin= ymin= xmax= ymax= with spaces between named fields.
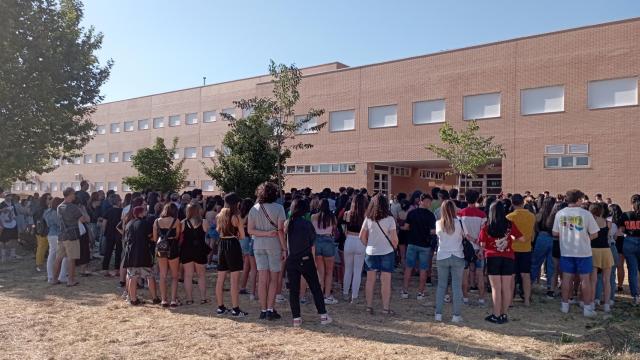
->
xmin=362 ymin=216 xmax=396 ymax=256
xmin=552 ymin=206 xmax=600 ymax=258
xmin=435 ymin=220 xmax=464 ymax=261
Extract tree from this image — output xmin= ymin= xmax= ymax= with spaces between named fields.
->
xmin=123 ymin=137 xmax=187 ymax=193
xmin=204 ymin=107 xmax=279 ymax=198
xmin=0 ymin=0 xmax=112 ymax=186
xmin=426 ymin=121 xmax=506 ymax=185
xmin=223 ymin=60 xmax=326 ymax=193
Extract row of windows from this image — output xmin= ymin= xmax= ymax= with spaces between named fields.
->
xmin=284 ymin=163 xmax=356 ymax=175
xmin=543 ymin=143 xmax=591 ymax=169
xmin=13 ymin=180 xmax=218 ymax=193
xmin=52 ymin=146 xmax=221 ymax=166
xmin=419 ymin=170 xmax=446 ymax=180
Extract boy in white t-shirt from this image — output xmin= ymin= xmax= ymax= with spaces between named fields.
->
xmin=552 ymin=189 xmax=600 ymax=317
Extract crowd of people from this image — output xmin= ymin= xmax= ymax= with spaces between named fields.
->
xmin=1 ymin=181 xmax=639 ymax=327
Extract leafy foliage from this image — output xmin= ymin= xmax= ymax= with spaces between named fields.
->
xmin=0 ymin=0 xmax=112 ymax=185
xmin=123 ymin=138 xmax=187 ymax=193
xmin=426 ymin=121 xmax=506 ymax=178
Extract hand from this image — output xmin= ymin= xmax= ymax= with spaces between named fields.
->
xmin=281 ymin=250 xmax=287 ymax=261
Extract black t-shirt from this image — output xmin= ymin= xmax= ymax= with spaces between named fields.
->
xmin=76 ymin=190 xmax=90 ymax=207
xmin=286 ymin=218 xmax=316 ymax=259
xmin=405 ymin=208 xmax=436 ymax=247
xmin=123 ymin=218 xmax=153 ymax=268
xmin=104 ymin=207 xmax=123 ymax=239
xmin=619 ymin=211 xmax=640 ymax=237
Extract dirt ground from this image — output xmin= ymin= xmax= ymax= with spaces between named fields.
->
xmin=1 ymin=247 xmax=640 ymax=360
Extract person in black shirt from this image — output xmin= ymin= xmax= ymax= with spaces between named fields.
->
xmin=285 ymin=199 xmax=332 ymax=327
xmin=400 ymin=193 xmax=436 ymax=300
xmin=618 ymin=196 xmax=640 ymax=304
xmin=101 ymin=196 xmax=123 ymax=275
xmin=123 ymin=206 xmax=158 ymax=305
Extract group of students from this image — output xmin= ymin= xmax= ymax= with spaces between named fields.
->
xmin=6 ymin=182 xmax=640 ymax=327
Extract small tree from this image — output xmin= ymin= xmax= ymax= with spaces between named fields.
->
xmin=426 ymin=121 xmax=506 ymax=186
xmin=123 ymin=137 xmax=187 ymax=193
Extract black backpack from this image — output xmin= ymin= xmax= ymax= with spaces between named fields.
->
xmin=155 ymin=218 xmax=176 ymax=258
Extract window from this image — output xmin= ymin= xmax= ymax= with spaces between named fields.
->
xmin=72 ymin=182 xmax=81 ymax=191
xmin=108 ymin=182 xmax=118 ymax=192
xmin=153 ymin=117 xmax=165 ymax=129
xmin=123 ymin=151 xmax=133 ymax=162
xmin=185 ymin=113 xmax=198 ymax=125
xmin=568 ymin=144 xmax=589 ymax=154
xmin=419 ymin=169 xmax=445 ymax=180
xmin=96 ymin=125 xmax=106 ymax=135
xmin=588 ymin=77 xmax=638 ymax=109
xmin=96 ymin=153 xmax=106 ymax=163
xmin=94 ymin=182 xmax=104 ymax=191
xmin=124 ymin=121 xmax=135 ymax=132
xmin=544 ymin=143 xmax=590 ymax=169
xmin=295 ymin=115 xmax=318 ymax=134
xmin=73 ymin=157 xmax=82 ymax=165
xmin=391 ymin=167 xmax=411 ymax=177
xmin=138 ymin=119 xmax=150 ymax=130
xmin=169 ymin=115 xmax=180 ymax=127
xmin=329 ymin=110 xmax=355 ymax=132
xmin=84 ymin=154 xmax=93 ymax=164
xmin=110 ymin=122 xmax=121 ymax=133
xmin=203 ymin=111 xmax=216 ymax=123
xmin=50 ymin=182 xmax=59 ymax=192
xmin=185 ymin=180 xmax=196 ymax=188
xmin=413 ymin=99 xmax=445 ymax=124
xmin=122 ymin=184 xmax=131 ymax=192
xmin=173 ymin=148 xmax=181 ymax=160
xmin=544 ymin=145 xmax=565 ymax=154
xmin=60 ymin=182 xmax=70 ymax=190
xmin=521 ymin=86 xmax=565 ymax=115
xmin=284 ymin=163 xmax=356 ymax=174
xmin=368 ymin=105 xmax=397 ymax=128
xmin=222 ymin=146 xmax=231 ymax=156
xmin=109 ymin=152 xmax=119 ymax=163
xmin=40 ymin=183 xmax=49 ymax=192
xmin=65 ymin=158 xmax=74 ymax=165
xmin=202 ymin=180 xmax=215 ymax=192
xmin=202 ymin=146 xmax=215 ymax=158
xmin=242 ymin=107 xmax=254 ymax=118
xmin=222 ymin=107 xmax=236 ymax=119
xmin=184 ymin=147 xmax=197 ymax=159
xmin=463 ymin=92 xmax=501 ymax=120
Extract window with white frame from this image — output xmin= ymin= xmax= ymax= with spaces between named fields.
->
xmin=568 ymin=144 xmax=589 ymax=154
xmin=124 ymin=121 xmax=135 ymax=132
xmin=463 ymin=92 xmax=501 ymax=120
xmin=202 ymin=180 xmax=215 ymax=192
xmin=168 ymin=115 xmax=181 ymax=127
xmin=544 ymin=144 xmax=565 ymax=155
xmin=94 ymin=182 xmax=104 ymax=191
xmin=521 ymin=86 xmax=565 ymax=115
xmin=329 ymin=110 xmax=355 ymax=132
xmin=60 ymin=182 xmax=70 ymax=190
xmin=108 ymin=182 xmax=118 ymax=191
xmin=588 ymin=77 xmax=638 ymax=109
xmin=172 ymin=148 xmax=181 ymax=160
xmin=419 ymin=169 xmax=445 ymax=180
xmin=96 ymin=153 xmax=106 ymax=163
xmin=50 ymin=182 xmax=59 ymax=192
xmin=203 ymin=111 xmax=216 ymax=123
xmin=138 ymin=119 xmax=150 ymax=130
xmin=73 ymin=157 xmax=82 ymax=165
xmin=123 ymin=151 xmax=133 ymax=162
xmin=391 ymin=166 xmax=411 ymax=177
xmin=122 ymin=184 xmax=131 ymax=192
xmin=544 ymin=143 xmax=590 ymax=169
xmin=202 ymin=146 xmax=215 ymax=158
xmin=184 ymin=147 xmax=197 ymax=159
xmin=96 ymin=125 xmax=106 ymax=135
xmin=153 ymin=117 xmax=165 ymax=128
xmin=110 ymin=122 xmax=121 ymax=133
xmin=284 ymin=163 xmax=356 ymax=175
xmin=109 ymin=152 xmax=119 ymax=163
xmin=84 ymin=154 xmax=93 ymax=164
xmin=295 ymin=115 xmax=318 ymax=134
xmin=368 ymin=105 xmax=397 ymax=128
xmin=222 ymin=107 xmax=236 ymax=119
xmin=72 ymin=182 xmax=81 ymax=191
xmin=40 ymin=183 xmax=49 ymax=192
xmin=185 ymin=113 xmax=198 ymax=125
xmin=413 ymin=99 xmax=445 ymax=124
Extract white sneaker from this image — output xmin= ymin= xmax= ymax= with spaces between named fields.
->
xmin=293 ymin=317 xmax=302 ymax=327
xmin=561 ymin=302 xmax=570 ymax=314
xmin=579 ymin=301 xmax=585 ymax=309
xmin=320 ymin=314 xmax=332 ymax=325
xmin=434 ymin=314 xmax=443 ymax=322
xmin=324 ymin=296 xmax=338 ymax=305
xmin=569 ymin=298 xmax=578 ymax=305
xmin=275 ymin=294 xmax=287 ymax=304
xmin=400 ymin=290 xmax=409 ymax=299
xmin=583 ymin=307 xmax=597 ymax=318
xmin=343 ymin=293 xmax=350 ymax=302
xmin=452 ymin=315 xmax=463 ymax=323
xmin=477 ymin=299 xmax=486 ymax=306
xmin=416 ymin=292 xmax=426 ymax=301
xmin=595 ymin=299 xmax=601 ymax=306
xmin=463 ymin=297 xmax=469 ymax=305
xmin=604 ymin=304 xmax=611 ymax=313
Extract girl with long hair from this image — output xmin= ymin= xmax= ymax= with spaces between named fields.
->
xmin=531 ymin=196 xmax=557 ymax=298
xmin=153 ymin=203 xmax=182 ymax=307
xmin=589 ymin=203 xmax=614 ymax=312
xmin=342 ymin=193 xmax=368 ymax=302
xmin=180 ymin=203 xmax=209 ymax=305
xmin=396 ymin=199 xmax=410 ymax=268
xmin=34 ymin=193 xmax=51 ymax=272
xmin=311 ymin=198 xmax=338 ymax=305
xmin=609 ymin=204 xmax=626 ymax=293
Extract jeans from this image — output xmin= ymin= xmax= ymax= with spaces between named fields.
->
xmin=623 ymin=236 xmax=640 ymax=297
xmin=435 ymin=255 xmax=465 ymax=316
xmin=595 ymin=243 xmax=618 ymax=301
xmin=286 ymin=255 xmax=327 ymax=318
xmin=343 ymin=235 xmax=366 ymax=299
xmin=102 ymin=234 xmax=123 ymax=271
xmin=531 ymin=231 xmax=554 ymax=288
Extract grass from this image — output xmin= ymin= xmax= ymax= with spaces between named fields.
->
xmin=1 ymin=247 xmax=640 ymax=360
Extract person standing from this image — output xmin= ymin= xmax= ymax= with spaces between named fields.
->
xmin=34 ymin=193 xmax=52 ymax=272
xmin=0 ymin=193 xmax=20 ymax=262
xmin=122 ymin=206 xmax=158 ymax=305
xmin=506 ymin=194 xmax=536 ymax=306
xmin=75 ymin=181 xmax=90 ymax=207
xmin=588 ymin=203 xmax=614 ymax=312
xmin=153 ymin=203 xmax=182 ymax=307
xmin=458 ymin=189 xmax=487 ymax=306
xmin=101 ymin=196 xmax=123 ymax=278
xmin=44 ymin=197 xmax=68 ymax=283
xmin=311 ymin=199 xmax=338 ymax=305
xmin=617 ymin=195 xmax=640 ymax=305
xmin=531 ymin=197 xmax=558 ymax=298
xmin=52 ymin=187 xmax=89 ymax=287
xmin=342 ymin=193 xmax=367 ymax=302
xmin=180 ymin=203 xmax=209 ymax=305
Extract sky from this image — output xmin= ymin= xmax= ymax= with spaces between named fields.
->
xmin=81 ymin=0 xmax=640 ymax=103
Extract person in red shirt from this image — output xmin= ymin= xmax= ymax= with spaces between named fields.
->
xmin=479 ymin=201 xmax=524 ymax=324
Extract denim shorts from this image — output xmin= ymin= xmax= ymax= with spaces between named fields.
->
xmin=254 ymin=248 xmax=282 ymax=272
xmin=239 ymin=237 xmax=252 ymax=256
xmin=405 ymin=244 xmax=432 ymax=270
xmin=365 ymin=251 xmax=396 ymax=273
xmin=464 ymin=257 xmax=485 ymax=270
xmin=560 ymin=256 xmax=593 ymax=275
xmin=315 ymin=235 xmax=336 ymax=257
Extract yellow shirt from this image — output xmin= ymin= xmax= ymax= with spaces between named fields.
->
xmin=506 ymin=208 xmax=536 ymax=252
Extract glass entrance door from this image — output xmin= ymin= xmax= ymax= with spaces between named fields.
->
xmin=460 ymin=173 xmax=502 ymax=196
xmin=373 ymin=167 xmax=390 ymax=196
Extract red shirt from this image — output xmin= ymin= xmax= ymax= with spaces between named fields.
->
xmin=479 ymin=223 xmax=523 ymax=259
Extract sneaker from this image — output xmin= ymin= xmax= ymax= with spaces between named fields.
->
xmin=434 ymin=314 xmax=443 ymax=322
xmin=444 ymin=294 xmax=451 ymax=303
xmin=485 ymin=314 xmax=500 ymax=324
xmin=583 ymin=307 xmax=597 ymax=318
xmin=320 ymin=313 xmax=332 ymax=325
xmin=293 ymin=317 xmax=303 ymax=327
xmin=561 ymin=302 xmax=570 ymax=314
xmin=546 ymin=291 xmax=555 ymax=299
xmin=259 ymin=311 xmax=267 ymax=320
xmin=477 ymin=299 xmax=486 ymax=306
xmin=633 ymin=296 xmax=640 ymax=306
xmin=463 ymin=297 xmax=469 ymax=305
xmin=595 ymin=299 xmax=601 ymax=306
xmin=230 ymin=308 xmax=248 ymax=317
xmin=343 ymin=293 xmax=351 ymax=302
xmin=604 ymin=303 xmax=611 ymax=313
xmin=416 ymin=292 xmax=426 ymax=301
xmin=275 ymin=294 xmax=287 ymax=304
xmin=216 ymin=305 xmax=228 ymax=315
xmin=499 ymin=314 xmax=509 ymax=324
xmin=451 ymin=315 xmax=463 ymax=323
xmin=152 ymin=298 xmax=161 ymax=305
xmin=579 ymin=301 xmax=585 ymax=309
xmin=266 ymin=310 xmax=281 ymax=321
xmin=469 ymin=286 xmax=479 ymax=292
xmin=324 ymin=296 xmax=338 ymax=305
xmin=239 ymin=288 xmax=249 ymax=295
xmin=400 ymin=290 xmax=409 ymax=299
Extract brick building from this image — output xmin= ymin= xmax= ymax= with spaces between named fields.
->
xmin=17 ymin=18 xmax=640 ymax=203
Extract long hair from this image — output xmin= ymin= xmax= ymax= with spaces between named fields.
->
xmin=38 ymin=193 xmax=51 ymax=210
xmin=240 ymin=198 xmax=254 ymax=219
xmin=365 ymin=194 xmax=391 ymax=221
xmin=634 ymin=199 xmax=640 ymax=216
xmin=309 ymin=196 xmax=321 ymax=213
xmin=186 ymin=203 xmax=202 ymax=225
xmin=348 ymin=193 xmax=367 ymax=228
xmin=547 ymin=202 xmax=568 ymax=231
xmin=50 ymin=197 xmax=63 ymax=210
xmin=609 ymin=204 xmax=623 ymax=225
xmin=487 ymin=202 xmax=509 ymax=238
xmin=439 ymin=200 xmax=457 ymax=235
xmin=536 ymin=197 xmax=556 ymax=228
xmin=217 ymin=193 xmax=241 ymax=235
xmin=288 ymin=198 xmax=310 ymax=235
xmin=160 ymin=203 xmax=178 ymax=218
xmin=316 ymin=198 xmax=336 ymax=229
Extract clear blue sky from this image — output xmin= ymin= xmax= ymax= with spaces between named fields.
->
xmin=82 ymin=0 xmax=640 ymax=103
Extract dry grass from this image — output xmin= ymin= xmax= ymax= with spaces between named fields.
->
xmin=1 ymin=248 xmax=640 ymax=360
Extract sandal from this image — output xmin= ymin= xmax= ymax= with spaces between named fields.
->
xmin=201 ymin=299 xmax=209 ymax=305
xmin=66 ymin=281 xmax=80 ymax=287
xmin=161 ymin=301 xmax=169 ymax=308
xmin=366 ymin=307 xmax=374 ymax=315
xmin=170 ymin=301 xmax=179 ymax=308
xmin=382 ymin=308 xmax=396 ymax=316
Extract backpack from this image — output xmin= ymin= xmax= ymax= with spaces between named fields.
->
xmin=155 ymin=218 xmax=176 ymax=258
xmin=35 ymin=211 xmax=49 ymax=236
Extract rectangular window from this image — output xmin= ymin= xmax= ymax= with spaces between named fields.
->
xmin=50 ymin=182 xmax=59 ymax=192
xmin=108 ymin=182 xmax=118 ymax=192
xmin=185 ymin=113 xmax=198 ymax=125
xmin=319 ymin=164 xmax=331 ymax=173
xmin=94 ymin=182 xmax=104 ymax=191
xmin=413 ymin=99 xmax=445 ymax=124
xmin=329 ymin=110 xmax=355 ymax=132
xmin=168 ymin=115 xmax=181 ymax=127
xmin=153 ymin=117 xmax=165 ymax=128
xmin=96 ymin=153 xmax=106 ymax=163
xmin=124 ymin=121 xmax=135 ymax=132
xmin=588 ymin=77 xmax=638 ymax=109
xmin=561 ymin=156 xmax=574 ymax=167
xmin=96 ymin=125 xmax=106 ymax=135
xmin=122 ymin=184 xmax=131 ymax=192
xmin=294 ymin=115 xmax=318 ymax=134
xmin=202 ymin=146 xmax=215 ymax=158
xmin=60 ymin=182 xmax=70 ymax=190
xmin=222 ymin=107 xmax=236 ymax=120
xmin=368 ymin=104 xmax=397 ymax=129
xmin=203 ymin=111 xmax=216 ymax=123
xmin=202 ymin=180 xmax=215 ymax=192
xmin=173 ymin=148 xmax=181 ymax=160
xmin=242 ymin=107 xmax=254 ymax=118
xmin=521 ymin=85 xmax=565 ymax=115
xmin=138 ymin=119 xmax=150 ymax=130
xmin=463 ymin=92 xmax=501 ymax=120
xmin=544 ymin=144 xmax=565 ymax=154
xmin=184 ymin=147 xmax=197 ymax=159
xmin=84 ymin=155 xmax=93 ymax=164
xmin=73 ymin=157 xmax=82 ymax=165
xmin=123 ymin=151 xmax=133 ymax=162
xmin=575 ymin=156 xmax=590 ymax=166
xmin=110 ymin=122 xmax=121 ymax=133
xmin=568 ymin=144 xmax=589 ymax=154
xmin=544 ymin=156 xmax=591 ymax=169
xmin=109 ymin=152 xmax=119 ymax=163
xmin=72 ymin=182 xmax=81 ymax=191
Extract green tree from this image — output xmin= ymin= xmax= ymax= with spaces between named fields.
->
xmin=204 ymin=106 xmax=279 ymax=198
xmin=123 ymin=137 xmax=187 ymax=193
xmin=0 ymin=0 xmax=112 ymax=185
xmin=426 ymin=121 xmax=506 ymax=185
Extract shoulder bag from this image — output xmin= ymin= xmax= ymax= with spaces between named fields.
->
xmin=260 ymin=204 xmax=279 ymax=231
xmin=458 ymin=219 xmax=477 ymax=263
xmin=375 ymin=220 xmax=397 ymax=250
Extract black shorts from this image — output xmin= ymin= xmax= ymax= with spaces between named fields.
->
xmin=218 ymin=238 xmax=243 ymax=272
xmin=486 ymin=257 xmax=515 ymax=276
xmin=398 ymin=230 xmax=409 ymax=246
xmin=514 ymin=251 xmax=532 ymax=274
xmin=616 ymin=236 xmax=624 ymax=256
xmin=0 ymin=227 xmax=18 ymax=243
xmin=552 ymin=240 xmax=561 ymax=259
